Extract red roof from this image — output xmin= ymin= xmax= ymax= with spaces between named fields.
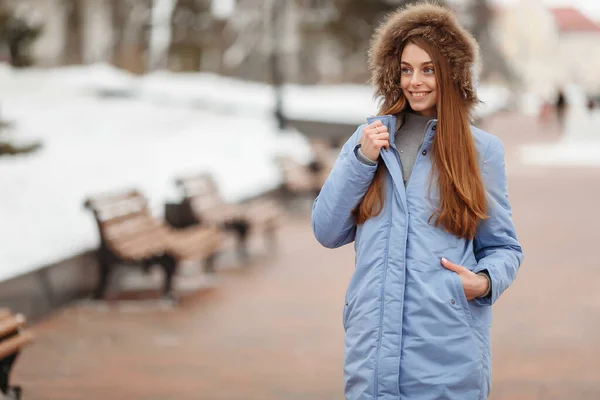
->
xmin=550 ymin=7 xmax=600 ymax=33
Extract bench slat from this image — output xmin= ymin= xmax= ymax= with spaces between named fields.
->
xmin=168 ymin=227 xmax=222 ymax=260
xmin=276 ymin=156 xmax=323 ymax=193
xmin=0 ymin=308 xmax=11 ymax=320
xmin=85 ymin=189 xmax=144 ymax=209
xmin=244 ymin=200 xmax=281 ymax=226
xmin=107 ymin=224 xmax=170 ymax=260
xmin=87 ymin=188 xmax=223 ymax=264
xmin=0 ymin=330 xmax=34 ymax=360
xmin=179 ymin=174 xmax=280 ymax=230
xmin=0 ymin=315 xmax=25 ymax=338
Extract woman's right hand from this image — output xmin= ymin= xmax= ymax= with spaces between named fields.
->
xmin=360 ymin=120 xmax=390 ymax=161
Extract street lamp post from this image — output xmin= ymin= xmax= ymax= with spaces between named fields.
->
xmin=270 ymin=0 xmax=286 ymax=131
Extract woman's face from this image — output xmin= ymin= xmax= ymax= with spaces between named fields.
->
xmin=400 ymin=42 xmax=438 ymax=117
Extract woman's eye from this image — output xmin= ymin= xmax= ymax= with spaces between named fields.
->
xmin=424 ymin=67 xmax=434 ymax=74
xmin=401 ymin=68 xmax=412 ymax=74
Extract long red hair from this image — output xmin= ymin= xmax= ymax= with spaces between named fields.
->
xmin=352 ymin=38 xmax=487 ymax=240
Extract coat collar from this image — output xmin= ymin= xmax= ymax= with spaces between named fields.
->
xmin=369 ymin=114 xmax=438 ymax=151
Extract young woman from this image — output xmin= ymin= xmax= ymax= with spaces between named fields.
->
xmin=311 ymin=3 xmax=523 ymax=399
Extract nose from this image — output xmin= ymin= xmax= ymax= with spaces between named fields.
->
xmin=410 ymin=71 xmax=423 ymax=86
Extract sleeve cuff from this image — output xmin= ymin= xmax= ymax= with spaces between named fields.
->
xmin=354 ymin=144 xmax=378 ymax=166
xmin=477 ymin=270 xmax=492 ymax=299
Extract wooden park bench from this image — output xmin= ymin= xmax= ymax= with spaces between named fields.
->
xmin=0 ymin=309 xmax=34 ymax=400
xmin=174 ymin=174 xmax=281 ymax=259
xmin=84 ymin=190 xmax=222 ymax=302
xmin=276 ymin=139 xmax=337 ymax=199
xmin=276 ymin=155 xmax=324 ymax=198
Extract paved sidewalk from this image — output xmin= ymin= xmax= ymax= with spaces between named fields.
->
xmin=12 ymin=113 xmax=600 ymax=399
xmin=13 ymin=213 xmax=353 ymax=400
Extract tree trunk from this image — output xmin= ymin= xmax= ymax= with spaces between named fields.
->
xmin=64 ymin=0 xmax=83 ymax=64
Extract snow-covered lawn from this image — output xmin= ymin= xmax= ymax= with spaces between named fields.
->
xmin=0 ymin=64 xmax=315 ymax=282
xmin=0 ymin=63 xmax=512 ymax=282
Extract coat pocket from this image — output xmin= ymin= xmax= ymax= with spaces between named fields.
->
xmin=449 ymin=271 xmax=492 ymax=399
xmin=449 ymin=270 xmax=493 ymax=328
xmin=399 ymin=271 xmax=483 ymax=398
xmin=449 ymin=272 xmax=474 ymax=326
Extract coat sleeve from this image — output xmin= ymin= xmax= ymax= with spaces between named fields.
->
xmin=472 ymin=136 xmax=524 ymax=306
xmin=311 ymin=125 xmax=379 ymax=248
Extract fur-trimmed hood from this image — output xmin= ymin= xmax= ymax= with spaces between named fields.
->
xmin=368 ymin=2 xmax=480 ymax=110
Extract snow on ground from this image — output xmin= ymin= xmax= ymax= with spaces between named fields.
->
xmin=519 ymin=83 xmax=600 ymax=167
xmin=0 ymin=64 xmax=313 ymax=282
xmin=0 ymin=63 xmax=513 ymax=282
xmin=138 ymin=71 xmax=510 ymax=123
xmin=38 ymin=63 xmax=509 ymax=125
xmin=520 ymin=107 xmax=600 ymax=166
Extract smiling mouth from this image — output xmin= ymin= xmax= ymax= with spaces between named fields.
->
xmin=411 ymin=92 xmax=431 ymax=98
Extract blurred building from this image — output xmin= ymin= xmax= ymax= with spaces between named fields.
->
xmin=494 ymin=0 xmax=600 ymax=107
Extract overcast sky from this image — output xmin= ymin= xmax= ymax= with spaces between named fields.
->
xmin=210 ymin=0 xmax=600 ymax=21
xmin=211 ymin=0 xmax=235 ymax=18
xmin=490 ymin=0 xmax=600 ymax=19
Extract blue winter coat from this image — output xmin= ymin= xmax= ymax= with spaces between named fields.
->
xmin=311 ymin=115 xmax=523 ymax=400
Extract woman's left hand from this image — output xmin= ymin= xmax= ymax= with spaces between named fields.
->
xmin=441 ymin=258 xmax=489 ymax=300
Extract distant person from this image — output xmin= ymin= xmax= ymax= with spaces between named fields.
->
xmin=311 ymin=3 xmax=523 ymax=399
xmin=587 ymin=96 xmax=596 ymax=112
xmin=555 ymin=89 xmax=567 ymax=130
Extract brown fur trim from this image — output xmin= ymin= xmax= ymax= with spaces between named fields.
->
xmin=368 ymin=2 xmax=480 ymax=109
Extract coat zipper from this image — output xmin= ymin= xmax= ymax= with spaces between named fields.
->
xmin=374 ymin=120 xmax=436 ymax=397
xmin=373 ymin=173 xmax=395 ymax=399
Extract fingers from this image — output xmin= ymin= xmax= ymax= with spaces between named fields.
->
xmin=360 ymin=120 xmax=391 ymax=157
xmin=365 ymin=127 xmax=389 ymax=141
xmin=373 ymin=139 xmax=390 ymax=150
xmin=369 ymin=131 xmax=389 ymax=141
xmin=440 ymin=257 xmax=466 ymax=274
xmin=361 ymin=123 xmax=390 ymax=149
xmin=368 ymin=122 xmax=387 ymax=134
xmin=366 ymin=121 xmax=387 ymax=134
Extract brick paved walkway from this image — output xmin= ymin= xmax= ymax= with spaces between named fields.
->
xmin=11 ymin=113 xmax=600 ymax=399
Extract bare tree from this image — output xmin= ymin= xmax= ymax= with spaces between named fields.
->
xmin=110 ymin=0 xmax=151 ymax=73
xmin=466 ymin=0 xmax=516 ymax=84
xmin=0 ymin=2 xmax=43 ymax=67
xmin=166 ymin=0 xmax=226 ymax=72
xmin=147 ymin=0 xmax=176 ymax=71
xmin=62 ymin=0 xmax=84 ymax=64
xmin=324 ymin=0 xmax=444 ymax=81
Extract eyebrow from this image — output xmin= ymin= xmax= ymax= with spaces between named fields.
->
xmin=400 ymin=61 xmax=433 ymax=66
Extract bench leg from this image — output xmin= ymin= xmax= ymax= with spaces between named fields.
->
xmin=228 ymin=219 xmax=250 ymax=261
xmin=158 ymin=255 xmax=177 ymax=301
xmin=204 ymin=253 xmax=218 ymax=274
xmin=0 ymin=351 xmax=20 ymax=398
xmin=265 ymin=222 xmax=277 ymax=253
xmin=93 ymin=252 xmax=113 ymax=300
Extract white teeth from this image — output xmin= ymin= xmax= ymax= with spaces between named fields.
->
xmin=412 ymin=92 xmax=428 ymax=98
